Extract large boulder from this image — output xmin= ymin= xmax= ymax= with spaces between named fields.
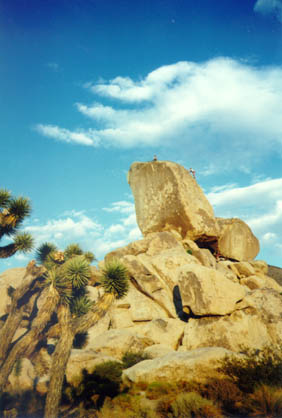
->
xmin=178 ymin=264 xmax=247 ymax=316
xmin=128 ymin=161 xmax=219 ymax=242
xmin=85 ymin=329 xmax=154 ymax=360
xmin=217 ymin=218 xmax=259 ymax=261
xmin=182 ymin=311 xmax=271 ymax=352
xmin=182 ymin=288 xmax=282 ymax=351
xmin=122 ymin=348 xmax=235 ymax=385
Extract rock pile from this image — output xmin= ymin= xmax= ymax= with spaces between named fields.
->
xmin=1 ymin=160 xmax=281 ymax=391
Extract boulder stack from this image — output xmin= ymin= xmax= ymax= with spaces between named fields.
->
xmin=1 ymin=160 xmax=280 ymax=391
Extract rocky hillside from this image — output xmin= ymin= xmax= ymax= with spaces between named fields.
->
xmin=268 ymin=264 xmax=282 ymax=286
xmin=0 ymin=160 xmax=282 ymax=395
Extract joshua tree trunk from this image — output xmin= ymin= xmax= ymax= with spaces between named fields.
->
xmin=44 ymin=292 xmax=115 ymax=418
xmin=44 ymin=304 xmax=74 ymax=418
xmin=0 ymin=284 xmax=59 ymax=391
xmin=74 ymin=292 xmax=115 ymax=334
xmin=0 ymin=263 xmax=43 ymax=367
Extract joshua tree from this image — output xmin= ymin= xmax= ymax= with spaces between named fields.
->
xmin=0 ymin=242 xmax=94 ymax=391
xmin=0 ymin=189 xmax=33 ymax=258
xmin=0 ymin=239 xmax=129 ymax=418
xmin=43 ymin=253 xmax=129 ymax=418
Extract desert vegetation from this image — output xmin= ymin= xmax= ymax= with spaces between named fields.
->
xmin=1 ymin=345 xmax=282 ymax=417
xmin=0 ymin=189 xmax=33 ymax=259
xmin=0 ymin=237 xmax=129 ymax=418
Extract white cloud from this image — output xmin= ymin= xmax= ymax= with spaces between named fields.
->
xmin=18 ymin=201 xmax=141 ymax=264
xmin=25 ymin=214 xmax=102 ymax=246
xmin=254 ymin=0 xmax=282 ymax=22
xmin=207 ymin=178 xmax=282 ymax=210
xmin=36 ymin=58 xmax=282 ymax=160
xmin=103 ymin=201 xmax=135 ymax=214
xmin=207 ymin=177 xmax=282 ymax=264
xmin=35 ymin=124 xmax=97 ymax=146
xmin=247 ymin=200 xmax=282 ymax=232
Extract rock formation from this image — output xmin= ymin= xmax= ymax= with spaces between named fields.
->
xmin=0 ymin=160 xmax=281 ymax=394
xmin=128 ymin=160 xmax=219 ymax=243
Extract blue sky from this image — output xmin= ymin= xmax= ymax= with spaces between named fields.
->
xmin=1 ymin=0 xmax=282 ymax=271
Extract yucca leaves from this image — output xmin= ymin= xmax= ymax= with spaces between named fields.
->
xmin=36 ymin=243 xmax=58 ymax=265
xmin=64 ymin=243 xmax=83 ymax=260
xmin=64 ymin=256 xmax=91 ymax=289
xmin=83 ymin=251 xmax=96 ymax=263
xmin=44 ymin=269 xmax=73 ymax=304
xmin=101 ymin=259 xmax=129 ymax=299
xmin=7 ymin=197 xmax=31 ymax=226
xmin=0 ymin=189 xmax=11 ymax=208
xmin=70 ymin=295 xmax=93 ymax=317
xmin=14 ymin=233 xmax=34 ymax=253
xmin=0 ymin=190 xmax=33 ymax=259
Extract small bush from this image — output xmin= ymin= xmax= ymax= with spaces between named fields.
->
xmin=168 ymin=392 xmax=221 ymax=418
xmin=200 ymin=378 xmax=245 ymax=415
xmin=146 ymin=381 xmax=178 ymax=400
xmin=63 ymin=361 xmax=124 ymax=410
xmin=246 ymin=384 xmax=282 ymax=417
xmin=98 ymin=395 xmax=157 ymax=418
xmin=122 ymin=350 xmax=151 ymax=369
xmin=219 ymin=345 xmax=282 ymax=392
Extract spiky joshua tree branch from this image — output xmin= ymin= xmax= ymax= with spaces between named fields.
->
xmin=0 ymin=189 xmax=34 ymax=258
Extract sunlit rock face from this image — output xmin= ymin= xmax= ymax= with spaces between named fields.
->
xmin=128 ymin=161 xmax=219 ymax=243
xmin=217 ymin=217 xmax=260 ymax=261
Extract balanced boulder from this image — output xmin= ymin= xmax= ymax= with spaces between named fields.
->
xmin=128 ymin=161 xmax=219 ymax=242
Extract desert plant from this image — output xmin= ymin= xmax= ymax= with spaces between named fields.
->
xmin=246 ymin=384 xmax=282 ymax=417
xmin=168 ymin=392 xmax=221 ymax=418
xmin=200 ymin=378 xmax=245 ymax=415
xmin=101 ymin=258 xmax=129 ymax=298
xmin=146 ymin=381 xmax=178 ymax=400
xmin=98 ymin=393 xmax=157 ymax=418
xmin=219 ymin=345 xmax=282 ymax=392
xmin=0 ymin=189 xmax=33 ymax=258
xmin=44 ymin=257 xmax=129 ymax=418
xmin=122 ymin=350 xmax=151 ymax=369
xmin=67 ymin=362 xmax=124 ymax=410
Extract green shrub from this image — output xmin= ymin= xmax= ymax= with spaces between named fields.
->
xmin=246 ymin=384 xmax=282 ymax=417
xmin=168 ymin=392 xmax=221 ymax=418
xmin=122 ymin=350 xmax=151 ymax=369
xmin=66 ymin=361 xmax=124 ymax=409
xmin=98 ymin=397 xmax=157 ymax=418
xmin=146 ymin=381 xmax=178 ymax=400
xmin=218 ymin=345 xmax=282 ymax=392
xmin=200 ymin=378 xmax=245 ymax=416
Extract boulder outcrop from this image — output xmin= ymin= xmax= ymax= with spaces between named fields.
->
xmin=122 ymin=348 xmax=235 ymax=385
xmin=1 ymin=160 xmax=281 ymax=400
xmin=217 ymin=217 xmax=260 ymax=261
xmin=128 ymin=161 xmax=219 ymax=242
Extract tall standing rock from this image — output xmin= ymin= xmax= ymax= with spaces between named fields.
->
xmin=128 ymin=161 xmax=219 ymax=242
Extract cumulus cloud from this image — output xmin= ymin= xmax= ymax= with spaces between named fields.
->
xmin=18 ymin=201 xmax=141 ymax=264
xmin=254 ymin=0 xmax=282 ymax=22
xmin=207 ymin=178 xmax=282 ymax=211
xmin=36 ymin=58 xmax=282 ymax=158
xmin=24 ymin=213 xmax=102 ymax=246
xmin=207 ymin=177 xmax=282 ymax=263
xmin=35 ymin=124 xmax=97 ymax=146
